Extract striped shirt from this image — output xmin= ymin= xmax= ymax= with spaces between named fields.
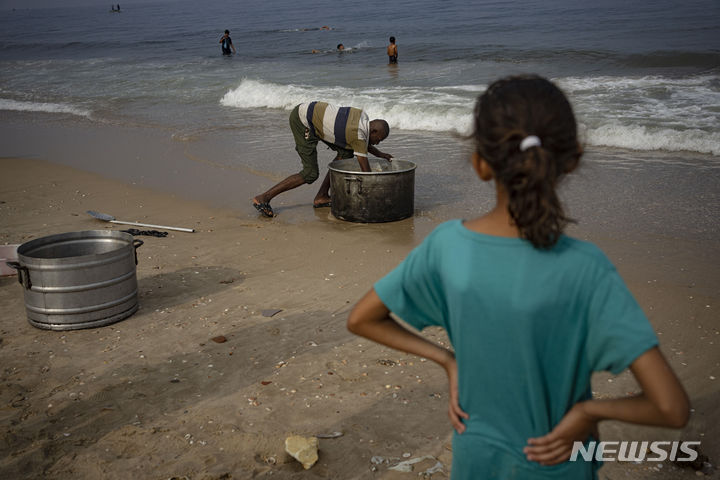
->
xmin=298 ymin=102 xmax=370 ymax=158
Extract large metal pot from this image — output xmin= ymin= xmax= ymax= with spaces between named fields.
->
xmin=329 ymin=158 xmax=416 ymax=223
xmin=6 ymin=230 xmax=143 ymax=331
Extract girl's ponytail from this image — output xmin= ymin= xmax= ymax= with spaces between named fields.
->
xmin=505 ymin=141 xmax=565 ymax=248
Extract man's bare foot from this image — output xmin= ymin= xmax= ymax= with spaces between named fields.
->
xmin=313 ymin=197 xmax=331 ymax=208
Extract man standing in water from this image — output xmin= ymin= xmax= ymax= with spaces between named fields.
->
xmin=252 ymin=101 xmax=392 ymax=218
xmin=219 ymin=30 xmax=236 ymax=55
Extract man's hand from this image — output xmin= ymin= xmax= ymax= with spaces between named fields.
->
xmin=368 ymin=145 xmax=392 ymax=161
xmin=523 ymin=402 xmax=598 ymax=465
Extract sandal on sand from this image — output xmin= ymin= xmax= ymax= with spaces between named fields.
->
xmin=313 ymin=201 xmax=331 ymax=208
xmin=253 ymin=201 xmax=275 ymax=218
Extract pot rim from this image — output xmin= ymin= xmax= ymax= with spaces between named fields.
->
xmin=329 ymin=159 xmax=417 ymax=175
xmin=16 ymin=230 xmax=135 ymax=264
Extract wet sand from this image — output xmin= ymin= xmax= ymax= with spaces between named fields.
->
xmin=0 ymin=155 xmax=718 ymax=479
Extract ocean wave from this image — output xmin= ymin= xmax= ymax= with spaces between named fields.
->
xmin=220 ymin=79 xmax=474 ymax=133
xmin=582 ymin=123 xmax=720 ymax=156
xmin=0 ymin=98 xmax=91 ymax=118
xmin=220 ymin=77 xmax=720 ymax=156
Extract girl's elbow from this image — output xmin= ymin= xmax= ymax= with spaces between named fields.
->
xmin=665 ymin=403 xmax=690 ymax=428
xmin=347 ymin=290 xmax=381 ymax=334
xmin=346 ymin=307 xmax=363 ymax=334
xmin=346 ymin=316 xmax=358 ymax=334
xmin=660 ymin=395 xmax=691 ymax=428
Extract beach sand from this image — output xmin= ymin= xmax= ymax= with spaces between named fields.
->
xmin=0 ymin=156 xmax=717 ymax=479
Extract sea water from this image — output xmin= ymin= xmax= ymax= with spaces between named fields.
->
xmin=1 ymin=0 xmax=719 ymax=237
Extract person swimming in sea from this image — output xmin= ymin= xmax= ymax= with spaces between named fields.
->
xmin=311 ymin=44 xmax=347 ymax=54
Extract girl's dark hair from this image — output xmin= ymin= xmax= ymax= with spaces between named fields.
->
xmin=473 ymin=75 xmax=581 ymax=249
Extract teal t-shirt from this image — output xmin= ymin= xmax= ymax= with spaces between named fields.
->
xmin=374 ymin=220 xmax=658 ymax=480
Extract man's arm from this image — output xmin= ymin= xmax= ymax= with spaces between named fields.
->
xmin=356 ymin=155 xmax=371 ymax=172
xmin=368 ymin=145 xmax=393 ymax=161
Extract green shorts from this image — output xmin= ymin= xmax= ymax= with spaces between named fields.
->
xmin=290 ymin=105 xmax=354 ymax=184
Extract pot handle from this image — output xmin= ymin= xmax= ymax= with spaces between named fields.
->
xmin=344 ymin=176 xmax=363 ymax=195
xmin=6 ymin=261 xmax=32 ymax=290
xmin=132 ymin=239 xmax=144 ymax=265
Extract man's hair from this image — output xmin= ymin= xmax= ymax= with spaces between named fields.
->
xmin=389 ymin=36 xmax=395 ymax=43
xmin=225 ymin=30 xmax=230 ymax=34
xmin=372 ymin=119 xmax=390 ymax=138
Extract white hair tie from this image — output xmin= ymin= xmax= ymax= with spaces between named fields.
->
xmin=519 ymin=135 xmax=542 ymax=152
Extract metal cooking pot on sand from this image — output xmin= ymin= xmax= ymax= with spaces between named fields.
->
xmin=329 ymin=158 xmax=416 ymax=223
xmin=6 ymin=230 xmax=143 ymax=331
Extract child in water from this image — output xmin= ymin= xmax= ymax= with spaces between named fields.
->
xmin=347 ymin=75 xmax=689 ymax=479
xmin=219 ymin=29 xmax=236 ymax=56
xmin=387 ymin=36 xmax=398 ymax=63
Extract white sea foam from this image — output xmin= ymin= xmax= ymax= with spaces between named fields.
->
xmin=562 ymin=75 xmax=720 ymax=155
xmin=0 ymin=98 xmax=91 ymax=118
xmin=220 ymin=79 xmax=474 ymax=133
xmin=583 ymin=123 xmax=720 ymax=156
xmin=221 ymin=77 xmax=720 ymax=156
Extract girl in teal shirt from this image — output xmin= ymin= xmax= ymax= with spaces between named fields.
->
xmin=347 ymin=75 xmax=689 ymax=479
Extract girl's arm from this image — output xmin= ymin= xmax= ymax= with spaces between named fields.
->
xmin=348 ymin=288 xmax=469 ymax=433
xmin=524 ymin=346 xmax=690 ymax=465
